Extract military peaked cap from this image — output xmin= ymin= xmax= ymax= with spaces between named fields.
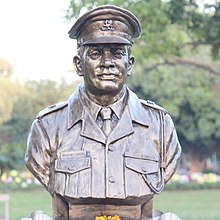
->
xmin=68 ymin=5 xmax=141 ymax=45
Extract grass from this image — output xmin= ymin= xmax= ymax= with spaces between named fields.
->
xmin=0 ymin=188 xmax=52 ymax=220
xmin=0 ymin=188 xmax=220 ymax=219
xmin=154 ymin=190 xmax=220 ymax=220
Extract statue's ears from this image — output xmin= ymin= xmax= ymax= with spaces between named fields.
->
xmin=73 ymin=56 xmax=83 ymax=76
xmin=127 ymin=56 xmax=135 ymax=76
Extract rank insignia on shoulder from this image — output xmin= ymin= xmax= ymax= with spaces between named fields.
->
xmin=140 ymin=99 xmax=168 ymax=114
xmin=37 ymin=101 xmax=68 ymax=119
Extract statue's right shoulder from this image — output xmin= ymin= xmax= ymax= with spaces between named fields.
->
xmin=37 ymin=101 xmax=68 ymax=119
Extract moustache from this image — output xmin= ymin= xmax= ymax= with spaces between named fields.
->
xmin=98 ymin=68 xmax=118 ymax=75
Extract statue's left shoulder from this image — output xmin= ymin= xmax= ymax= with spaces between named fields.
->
xmin=140 ymin=99 xmax=168 ymax=114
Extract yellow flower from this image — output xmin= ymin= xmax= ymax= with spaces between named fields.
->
xmin=171 ymin=174 xmax=180 ymax=182
xmin=111 ymin=216 xmax=121 ymax=220
xmin=10 ymin=170 xmax=18 ymax=177
xmin=15 ymin=177 xmax=22 ymax=183
xmin=205 ymin=173 xmax=218 ymax=183
xmin=1 ymin=172 xmax=7 ymax=181
xmin=96 ymin=216 xmax=106 ymax=220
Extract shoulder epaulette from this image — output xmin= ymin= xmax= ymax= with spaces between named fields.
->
xmin=140 ymin=99 xmax=168 ymax=114
xmin=37 ymin=101 xmax=68 ymax=119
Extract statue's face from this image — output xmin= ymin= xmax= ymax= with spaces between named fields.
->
xmin=79 ymin=44 xmax=133 ymax=96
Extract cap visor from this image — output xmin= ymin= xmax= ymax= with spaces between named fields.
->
xmin=83 ymin=36 xmax=131 ymax=45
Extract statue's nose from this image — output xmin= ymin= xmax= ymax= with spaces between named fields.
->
xmin=100 ymin=49 xmax=115 ymax=68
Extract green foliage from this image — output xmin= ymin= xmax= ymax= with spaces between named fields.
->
xmin=0 ymin=76 xmax=25 ymax=124
xmin=128 ymin=66 xmax=220 ymax=157
xmin=166 ymin=0 xmax=220 ymax=59
xmin=129 ymin=1 xmax=182 ymax=60
xmin=0 ymin=143 xmax=24 ymax=175
xmin=0 ymin=74 xmax=78 ymax=174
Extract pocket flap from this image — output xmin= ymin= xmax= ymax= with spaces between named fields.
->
xmin=125 ymin=156 xmax=159 ymax=174
xmin=55 ymin=157 xmax=91 ymax=174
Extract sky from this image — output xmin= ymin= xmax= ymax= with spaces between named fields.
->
xmin=0 ymin=0 xmax=79 ymax=82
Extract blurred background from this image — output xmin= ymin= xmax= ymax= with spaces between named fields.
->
xmin=0 ymin=0 xmax=220 ymax=219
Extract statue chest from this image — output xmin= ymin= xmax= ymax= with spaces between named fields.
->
xmin=53 ymin=121 xmax=162 ymax=199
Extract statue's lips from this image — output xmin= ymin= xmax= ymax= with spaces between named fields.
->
xmin=97 ymin=73 xmax=119 ymax=80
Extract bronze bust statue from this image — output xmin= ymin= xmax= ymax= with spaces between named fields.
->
xmin=25 ymin=5 xmax=181 ymax=220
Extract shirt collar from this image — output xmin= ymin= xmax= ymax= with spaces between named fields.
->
xmin=67 ymin=84 xmax=149 ymax=129
xmin=127 ymin=87 xmax=149 ymax=127
xmin=110 ymin=87 xmax=127 ymax=119
xmin=79 ymin=85 xmax=127 ymax=120
xmin=79 ymin=86 xmax=101 ymax=120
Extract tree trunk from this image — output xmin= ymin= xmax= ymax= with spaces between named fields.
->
xmin=189 ymin=148 xmax=207 ymax=173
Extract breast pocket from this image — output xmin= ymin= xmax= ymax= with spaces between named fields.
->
xmin=125 ymin=153 xmax=164 ymax=194
xmin=55 ymin=157 xmax=91 ymax=174
xmin=54 ymin=156 xmax=91 ymax=197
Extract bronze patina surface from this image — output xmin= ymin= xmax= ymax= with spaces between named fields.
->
xmin=25 ymin=5 xmax=181 ymax=220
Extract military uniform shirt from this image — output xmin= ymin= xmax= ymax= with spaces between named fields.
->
xmin=25 ymin=83 xmax=181 ymax=204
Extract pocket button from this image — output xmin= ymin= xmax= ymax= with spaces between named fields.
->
xmin=68 ymin=166 xmax=75 ymax=171
xmin=142 ymin=167 xmax=147 ymax=173
xmin=108 ymin=145 xmax=114 ymax=152
xmin=108 ymin=176 xmax=115 ymax=183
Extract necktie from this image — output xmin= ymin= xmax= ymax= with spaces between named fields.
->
xmin=100 ymin=107 xmax=112 ymax=136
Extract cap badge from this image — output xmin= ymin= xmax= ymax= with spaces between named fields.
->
xmin=101 ymin=20 xmax=115 ymax=31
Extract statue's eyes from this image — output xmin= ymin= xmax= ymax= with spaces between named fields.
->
xmin=88 ymin=50 xmax=102 ymax=59
xmin=112 ymin=48 xmax=126 ymax=59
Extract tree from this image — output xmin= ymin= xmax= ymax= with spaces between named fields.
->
xmin=0 ymin=59 xmax=26 ymax=174
xmin=0 ymin=77 xmax=79 ymax=175
xmin=0 ymin=59 xmax=25 ymax=124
